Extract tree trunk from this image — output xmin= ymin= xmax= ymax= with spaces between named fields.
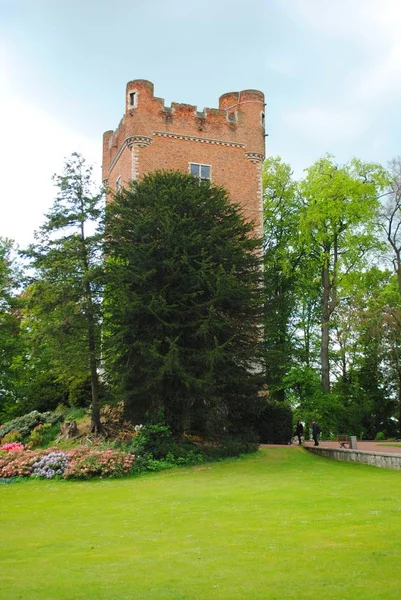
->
xmin=86 ymin=278 xmax=102 ymax=434
xmin=397 ymin=367 xmax=401 ymax=439
xmin=321 ymin=263 xmax=330 ymax=393
xmin=80 ymin=218 xmax=102 ymax=435
xmin=396 ymin=252 xmax=401 ymax=298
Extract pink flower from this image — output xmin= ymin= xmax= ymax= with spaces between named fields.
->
xmin=1 ymin=442 xmax=24 ymax=453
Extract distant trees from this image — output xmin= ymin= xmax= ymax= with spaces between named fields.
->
xmin=300 ymin=156 xmax=388 ymax=393
xmin=3 ymin=149 xmax=401 ymax=441
xmin=263 ymin=154 xmax=401 ymax=438
xmin=382 ymin=157 xmax=401 ymax=295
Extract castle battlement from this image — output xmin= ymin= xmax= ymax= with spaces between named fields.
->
xmin=102 ymin=79 xmax=266 ymax=236
xmin=103 ymin=80 xmax=265 ymax=169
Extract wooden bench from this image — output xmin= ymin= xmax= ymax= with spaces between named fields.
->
xmin=337 ymin=435 xmax=351 ymax=448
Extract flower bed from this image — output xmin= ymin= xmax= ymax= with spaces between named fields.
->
xmin=0 ymin=446 xmax=135 ymax=480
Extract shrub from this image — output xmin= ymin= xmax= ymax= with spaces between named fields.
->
xmin=1 ymin=442 xmax=24 ymax=453
xmin=27 ymin=423 xmax=52 ymax=448
xmin=200 ymin=435 xmax=259 ymax=459
xmin=133 ymin=424 xmax=177 ymax=459
xmin=375 ymin=431 xmax=385 ymax=441
xmin=256 ymin=402 xmax=293 ymax=444
xmin=0 ymin=446 xmax=136 ymax=480
xmin=1 ymin=430 xmax=22 ymax=444
xmin=166 ymin=451 xmax=204 ymax=466
xmin=0 ymin=411 xmax=63 ymax=441
xmin=131 ymin=453 xmax=174 ymax=473
xmin=32 ymin=452 xmax=69 ymax=479
xmin=0 ymin=449 xmax=47 ymax=478
xmin=64 ymin=448 xmax=135 ymax=480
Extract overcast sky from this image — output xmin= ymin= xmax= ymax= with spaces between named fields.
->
xmin=1 ymin=0 xmax=401 ymax=247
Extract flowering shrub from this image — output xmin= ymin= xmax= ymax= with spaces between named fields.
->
xmin=64 ymin=448 xmax=135 ymax=480
xmin=1 ymin=442 xmax=24 ymax=453
xmin=32 ymin=452 xmax=69 ymax=479
xmin=0 ymin=446 xmax=135 ymax=480
xmin=0 ymin=449 xmax=48 ymax=478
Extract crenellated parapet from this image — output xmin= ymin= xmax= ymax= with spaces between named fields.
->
xmin=102 ymin=80 xmax=265 ymax=181
xmin=102 ymin=79 xmax=266 ymax=237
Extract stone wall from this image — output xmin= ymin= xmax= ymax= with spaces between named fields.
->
xmin=305 ymin=446 xmax=401 ymax=471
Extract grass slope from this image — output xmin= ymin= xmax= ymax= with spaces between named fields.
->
xmin=1 ymin=447 xmax=400 ymax=600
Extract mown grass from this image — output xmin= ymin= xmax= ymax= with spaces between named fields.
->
xmin=1 ymin=447 xmax=400 ymax=600
xmin=378 ymin=443 xmax=401 ymax=448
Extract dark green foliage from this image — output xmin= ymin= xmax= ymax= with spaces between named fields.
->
xmin=200 ymin=435 xmax=260 ymax=458
xmin=256 ymin=402 xmax=293 ymax=444
xmin=0 ymin=238 xmax=25 ymax=421
xmin=124 ymin=423 xmax=205 ymax=470
xmin=105 ymin=171 xmax=265 ymax=437
xmin=133 ymin=424 xmax=179 ymax=460
xmin=11 ymin=373 xmax=69 ymax=418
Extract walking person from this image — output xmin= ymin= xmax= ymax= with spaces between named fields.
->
xmin=295 ymin=420 xmax=304 ymax=445
xmin=312 ymin=420 xmax=321 ymax=446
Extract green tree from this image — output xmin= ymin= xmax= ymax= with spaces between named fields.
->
xmin=105 ymin=171 xmax=265 ymax=437
xmin=331 ymin=269 xmax=395 ymax=438
xmin=24 ymin=153 xmax=104 ymax=433
xmin=300 ymin=156 xmax=388 ymax=393
xmin=262 ymin=157 xmax=303 ymax=401
xmin=382 ymin=157 xmax=401 ymax=295
xmin=0 ymin=238 xmax=24 ymax=420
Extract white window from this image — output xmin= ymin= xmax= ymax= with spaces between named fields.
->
xmin=189 ymin=163 xmax=211 ymax=182
xmin=115 ymin=176 xmax=122 ymax=191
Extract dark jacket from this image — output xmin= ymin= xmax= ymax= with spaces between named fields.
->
xmin=312 ymin=422 xmax=321 ymax=436
xmin=296 ymin=422 xmax=304 ymax=435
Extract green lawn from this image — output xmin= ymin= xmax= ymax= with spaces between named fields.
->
xmin=1 ymin=447 xmax=400 ymax=600
xmin=378 ymin=443 xmax=401 ymax=448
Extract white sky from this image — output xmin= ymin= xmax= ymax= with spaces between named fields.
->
xmin=1 ymin=0 xmax=401 ymax=247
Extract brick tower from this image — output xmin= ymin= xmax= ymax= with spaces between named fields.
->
xmin=102 ymin=80 xmax=265 ymax=235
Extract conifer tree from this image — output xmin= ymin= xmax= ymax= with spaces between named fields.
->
xmin=24 ymin=154 xmax=104 ymax=433
xmin=105 ymin=171 xmax=264 ymax=437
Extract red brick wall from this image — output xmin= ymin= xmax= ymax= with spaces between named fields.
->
xmin=102 ymin=80 xmax=265 ymax=235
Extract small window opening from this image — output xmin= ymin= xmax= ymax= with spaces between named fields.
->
xmin=190 ymin=163 xmax=211 ymax=182
xmin=261 ymin=112 xmax=265 ymax=126
xmin=129 ymin=92 xmax=137 ymax=107
xmin=115 ymin=176 xmax=122 ymax=191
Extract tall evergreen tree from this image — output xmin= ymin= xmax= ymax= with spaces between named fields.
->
xmin=105 ymin=171 xmax=264 ymax=437
xmin=24 ymin=153 xmax=104 ymax=433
